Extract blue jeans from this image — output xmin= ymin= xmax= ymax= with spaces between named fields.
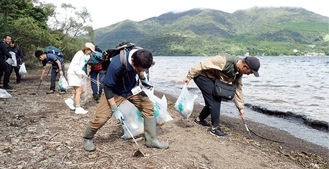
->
xmin=89 ymin=69 xmax=105 ymax=95
xmin=194 ymin=75 xmax=222 ymax=127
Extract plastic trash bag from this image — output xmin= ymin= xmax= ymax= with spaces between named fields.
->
xmin=80 ymin=78 xmax=88 ymax=101
xmin=174 ymin=83 xmax=198 ymax=119
xmin=0 ymin=89 xmax=12 ymax=98
xmin=9 ymin=52 xmax=17 ymax=66
xmin=19 ymin=63 xmax=27 ymax=75
xmin=119 ymin=100 xmax=144 ymax=139
xmin=6 ymin=58 xmax=13 ymax=65
xmin=143 ymin=88 xmax=173 ymax=124
xmin=58 ymin=76 xmax=69 ymax=90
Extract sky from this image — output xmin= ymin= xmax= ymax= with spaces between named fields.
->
xmin=42 ymin=0 xmax=328 ymax=29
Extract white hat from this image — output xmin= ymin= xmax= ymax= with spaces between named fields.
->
xmin=85 ymin=42 xmax=95 ymax=53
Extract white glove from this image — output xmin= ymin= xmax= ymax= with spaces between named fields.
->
xmin=111 ymin=105 xmax=124 ymax=123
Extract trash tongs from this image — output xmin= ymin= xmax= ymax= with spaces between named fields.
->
xmin=241 ymin=117 xmax=252 ymax=138
xmin=121 ymin=118 xmax=145 ymax=157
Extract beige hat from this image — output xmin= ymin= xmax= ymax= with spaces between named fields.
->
xmin=85 ymin=42 xmax=95 ymax=53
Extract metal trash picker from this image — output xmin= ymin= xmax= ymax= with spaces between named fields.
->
xmin=241 ymin=117 xmax=283 ymax=143
xmin=241 ymin=117 xmax=252 ymax=138
xmin=120 ymin=117 xmax=145 ymax=157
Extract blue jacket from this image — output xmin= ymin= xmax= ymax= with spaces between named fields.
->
xmin=103 ymin=51 xmax=138 ymax=97
xmin=42 ymin=53 xmax=65 ymax=69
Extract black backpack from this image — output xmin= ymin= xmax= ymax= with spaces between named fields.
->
xmin=101 ymin=42 xmax=137 ymax=71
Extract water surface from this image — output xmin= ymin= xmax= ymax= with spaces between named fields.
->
xmin=148 ymin=56 xmax=329 ymax=148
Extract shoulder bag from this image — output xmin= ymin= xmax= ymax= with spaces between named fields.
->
xmin=213 ymin=79 xmax=236 ymax=100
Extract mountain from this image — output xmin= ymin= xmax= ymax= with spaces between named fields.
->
xmin=94 ymin=7 xmax=329 ymax=56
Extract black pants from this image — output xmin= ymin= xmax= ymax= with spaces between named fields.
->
xmin=194 ymin=75 xmax=222 ymax=127
xmin=50 ymin=67 xmax=59 ymax=91
xmin=50 ymin=64 xmax=65 ymax=91
xmin=3 ymin=63 xmax=11 ymax=87
xmin=8 ymin=64 xmax=21 ymax=83
xmin=0 ymin=58 xmax=6 ymax=84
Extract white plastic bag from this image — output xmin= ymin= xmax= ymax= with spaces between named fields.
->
xmin=9 ymin=52 xmax=17 ymax=66
xmin=80 ymin=77 xmax=88 ymax=101
xmin=58 ymin=76 xmax=69 ymax=90
xmin=143 ymin=88 xmax=173 ymax=124
xmin=6 ymin=58 xmax=13 ymax=65
xmin=118 ymin=100 xmax=144 ymax=139
xmin=174 ymin=84 xmax=198 ymax=119
xmin=0 ymin=89 xmax=12 ymax=98
xmin=19 ymin=63 xmax=27 ymax=75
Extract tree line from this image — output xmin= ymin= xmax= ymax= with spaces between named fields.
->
xmin=0 ymin=0 xmax=94 ymax=67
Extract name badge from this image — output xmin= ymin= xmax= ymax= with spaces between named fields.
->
xmin=131 ymin=86 xmax=142 ymax=95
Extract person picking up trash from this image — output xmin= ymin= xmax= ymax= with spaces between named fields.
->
xmin=183 ymin=54 xmax=260 ymax=137
xmin=34 ymin=47 xmax=65 ymax=94
xmin=82 ymin=46 xmax=169 ymax=152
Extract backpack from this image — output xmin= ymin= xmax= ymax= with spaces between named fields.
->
xmin=89 ymin=51 xmax=103 ymax=65
xmin=44 ymin=46 xmax=64 ymax=58
xmin=101 ymin=42 xmax=137 ymax=71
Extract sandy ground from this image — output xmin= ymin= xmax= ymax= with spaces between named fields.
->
xmin=0 ymin=69 xmax=328 ymax=169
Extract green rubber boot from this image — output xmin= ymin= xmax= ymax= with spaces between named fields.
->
xmin=83 ymin=127 xmax=97 ymax=152
xmin=144 ymin=117 xmax=169 ymax=149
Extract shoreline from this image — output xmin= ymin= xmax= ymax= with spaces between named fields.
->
xmin=1 ymin=70 xmax=328 ymax=168
xmin=154 ymin=90 xmax=329 ymax=162
xmin=244 ymin=103 xmax=329 ymax=132
xmin=155 ymin=85 xmax=329 ymax=149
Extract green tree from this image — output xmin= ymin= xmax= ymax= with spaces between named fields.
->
xmin=45 ymin=3 xmax=94 ymax=52
xmin=1 ymin=0 xmax=95 ymax=65
xmin=0 ymin=0 xmax=48 ymax=35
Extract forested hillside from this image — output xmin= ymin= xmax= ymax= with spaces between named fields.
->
xmin=95 ymin=7 xmax=329 ymax=56
xmin=0 ymin=0 xmax=94 ymax=65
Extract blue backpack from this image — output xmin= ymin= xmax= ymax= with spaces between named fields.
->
xmin=90 ymin=51 xmax=102 ymax=65
xmin=44 ymin=46 xmax=64 ymax=58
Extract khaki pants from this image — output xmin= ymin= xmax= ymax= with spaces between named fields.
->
xmin=89 ymin=92 xmax=154 ymax=130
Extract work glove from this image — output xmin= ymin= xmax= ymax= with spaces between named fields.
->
xmin=111 ymin=105 xmax=124 ymax=123
xmin=141 ymin=79 xmax=153 ymax=89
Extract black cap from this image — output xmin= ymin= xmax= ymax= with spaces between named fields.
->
xmin=244 ymin=56 xmax=260 ymax=77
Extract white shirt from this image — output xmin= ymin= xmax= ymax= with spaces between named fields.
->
xmin=67 ymin=50 xmax=90 ymax=76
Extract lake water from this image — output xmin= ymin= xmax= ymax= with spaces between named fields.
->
xmin=148 ymin=56 xmax=329 ymax=148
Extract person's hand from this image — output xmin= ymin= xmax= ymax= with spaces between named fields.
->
xmin=111 ymin=105 xmax=124 ymax=123
xmin=81 ymin=73 xmax=87 ymax=78
xmin=183 ymin=77 xmax=190 ymax=84
xmin=239 ymin=109 xmax=245 ymax=118
xmin=141 ymin=79 xmax=153 ymax=89
xmin=114 ymin=110 xmax=124 ymax=122
xmin=59 ymin=69 xmax=63 ymax=76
